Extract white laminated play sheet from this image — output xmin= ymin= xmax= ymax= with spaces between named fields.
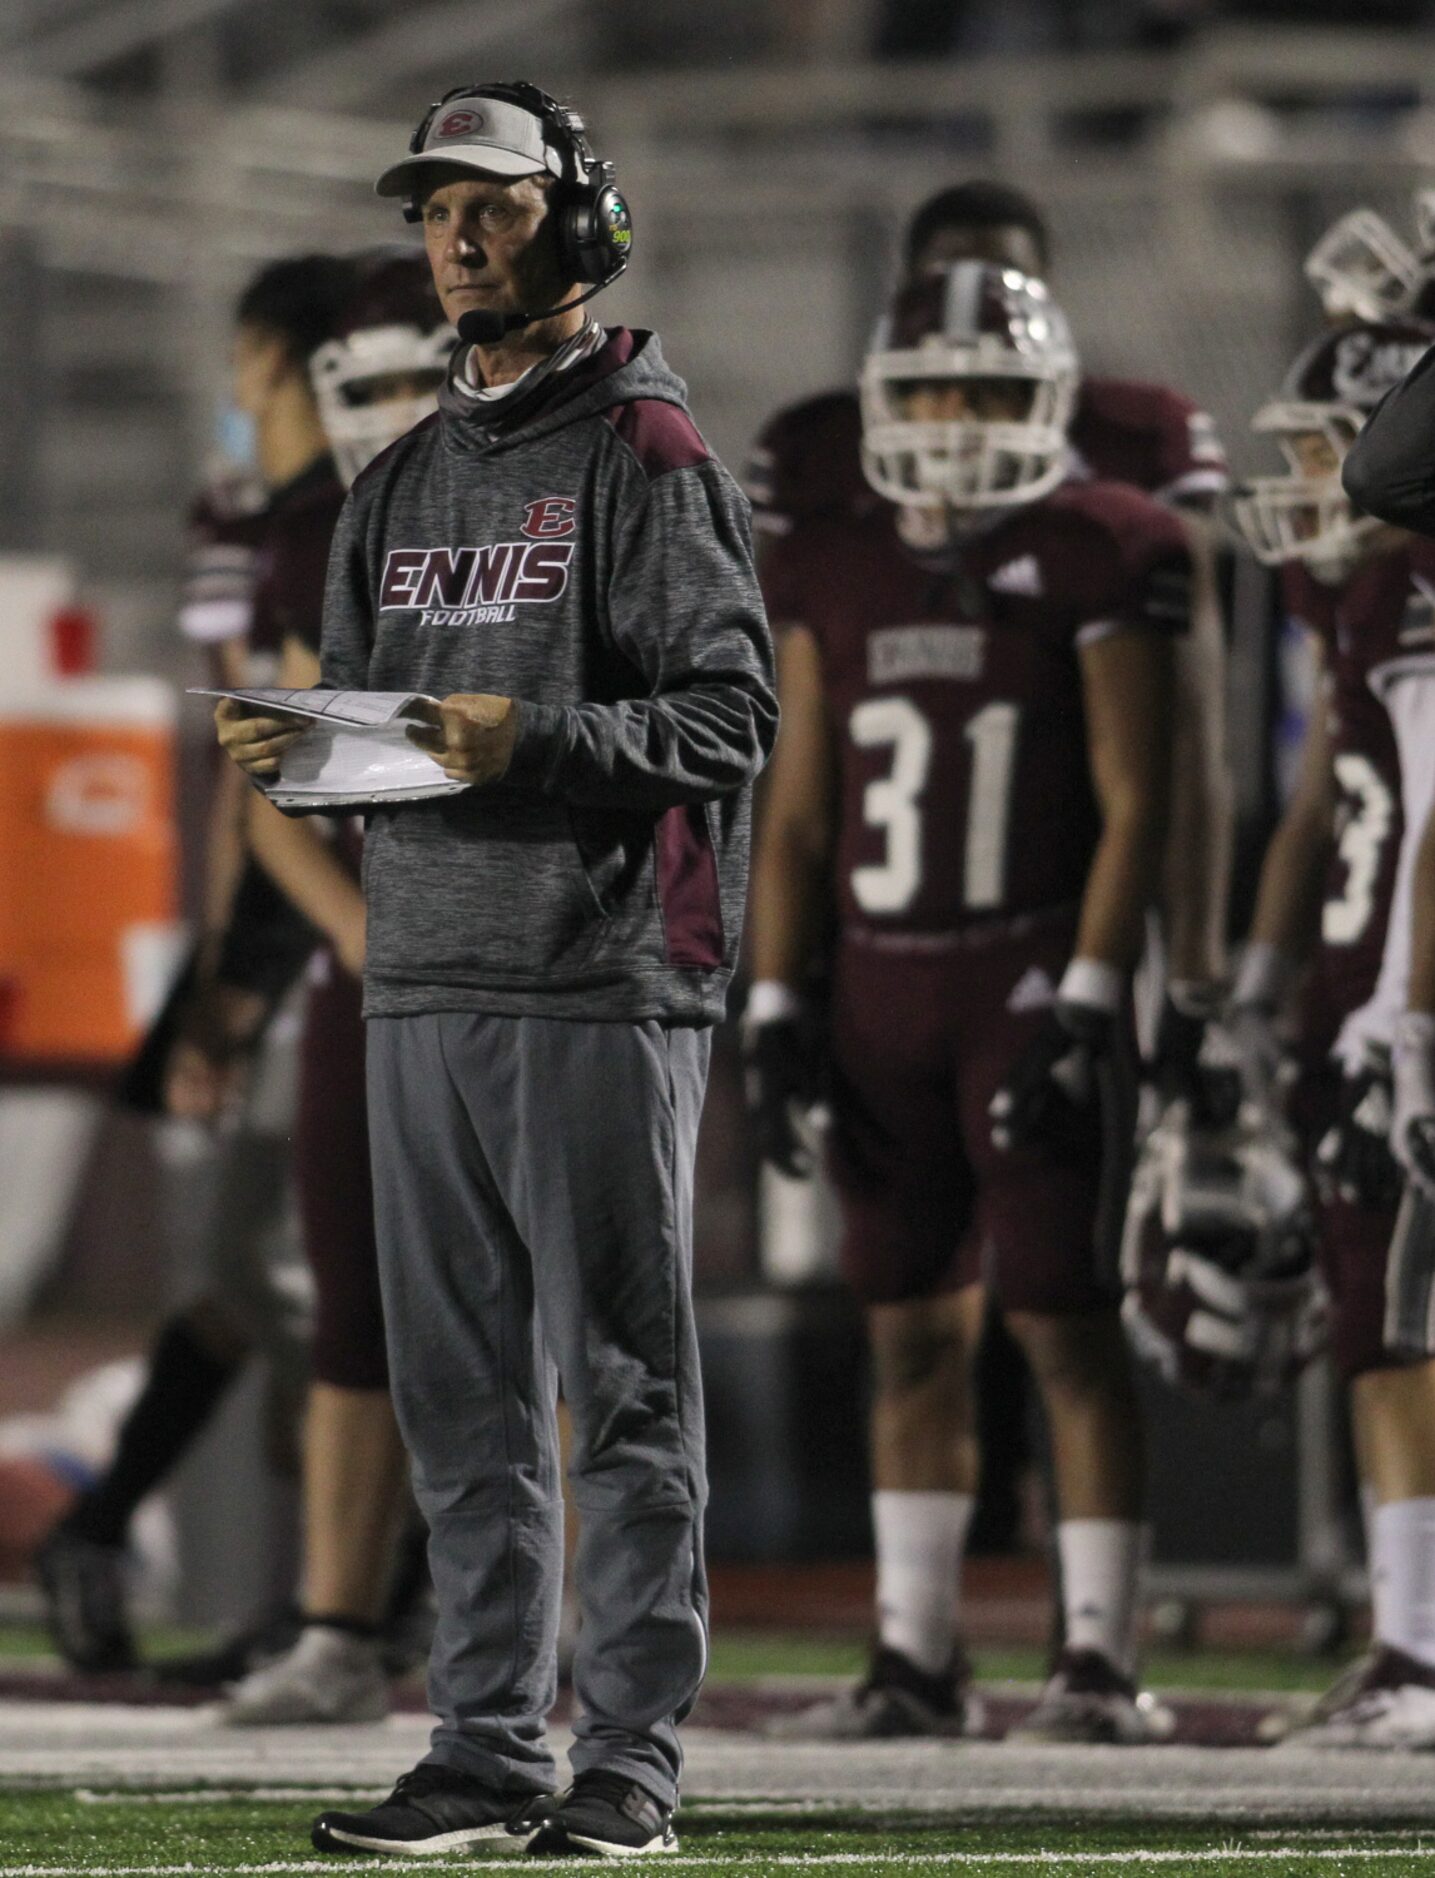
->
xmin=192 ymin=688 xmax=469 ymax=810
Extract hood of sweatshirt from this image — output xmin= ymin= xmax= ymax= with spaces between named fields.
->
xmin=436 ymin=327 xmax=690 ymax=458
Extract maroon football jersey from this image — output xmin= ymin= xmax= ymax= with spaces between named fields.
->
xmin=1285 ymin=546 xmax=1435 ymax=1034
xmin=1068 ymin=376 xmax=1228 ymax=509
xmin=251 ymin=455 xmax=347 ymax=664
xmin=745 ymin=377 xmax=1226 ymax=542
xmin=762 ymin=482 xmax=1190 ymax=936
xmin=178 ymin=476 xmax=267 ymax=650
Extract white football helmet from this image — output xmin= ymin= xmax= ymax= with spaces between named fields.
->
xmin=1121 ymin=1104 xmax=1326 ymax=1400
xmin=311 ymin=251 xmax=455 ymax=488
xmin=1304 ymin=210 xmax=1423 ymax=324
xmin=1415 ymin=188 xmax=1435 ymax=264
xmin=1226 ymin=318 xmax=1435 ymax=580
xmin=859 ymin=261 xmax=1078 ymax=516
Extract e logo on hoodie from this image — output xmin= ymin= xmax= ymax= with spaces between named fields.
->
xmin=521 ymin=496 xmax=578 ymax=540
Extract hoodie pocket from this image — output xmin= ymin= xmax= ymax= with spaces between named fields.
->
xmin=565 ymin=805 xmax=654 ymax=922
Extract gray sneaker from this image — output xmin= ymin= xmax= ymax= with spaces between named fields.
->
xmin=218 ymin=1624 xmax=389 ymax=1726
xmin=766 ymin=1646 xmax=983 ymax=1740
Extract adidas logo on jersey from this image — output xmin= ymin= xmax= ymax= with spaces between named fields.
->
xmin=1007 ymin=966 xmax=1056 ymax=1013
xmin=989 ymin=554 xmax=1043 ymax=598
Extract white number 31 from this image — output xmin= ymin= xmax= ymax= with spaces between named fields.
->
xmin=849 ymin=696 xmax=1019 ymax=915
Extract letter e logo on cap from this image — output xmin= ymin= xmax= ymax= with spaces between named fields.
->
xmin=437 ymin=109 xmax=482 ymax=140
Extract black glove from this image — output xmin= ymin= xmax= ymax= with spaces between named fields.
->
xmin=1149 ymin=982 xmax=1241 ymax=1128
xmin=990 ymin=998 xmax=1114 ymax=1152
xmin=1318 ymin=1046 xmax=1402 ymax=1211
xmin=743 ymin=1010 xmax=821 ymax=1179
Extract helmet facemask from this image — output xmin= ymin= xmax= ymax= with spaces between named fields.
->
xmin=1121 ymin=1104 xmax=1326 ymax=1400
xmin=860 ymin=265 xmax=1078 ymax=522
xmin=1225 ymin=400 xmax=1377 ymax=582
xmin=1304 ymin=210 xmax=1422 ymax=324
xmin=311 ymin=322 xmax=455 ymax=488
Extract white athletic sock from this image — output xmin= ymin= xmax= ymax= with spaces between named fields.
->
xmin=1371 ymin=1497 xmax=1435 ymax=1670
xmin=872 ymin=1489 xmax=974 ymax=1676
xmin=1058 ymin=1518 xmax=1145 ymax=1677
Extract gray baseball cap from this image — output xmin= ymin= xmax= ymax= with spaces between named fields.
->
xmin=376 ymin=92 xmax=565 ymax=198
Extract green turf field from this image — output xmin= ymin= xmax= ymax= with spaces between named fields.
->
xmin=0 ymin=1789 xmax=1433 ymax=1877
xmin=701 ymin=1634 xmax=1342 ymax=1695
xmin=0 ymin=1623 xmax=1398 ymax=1873
xmin=0 ymin=1623 xmax=1349 ymax=1696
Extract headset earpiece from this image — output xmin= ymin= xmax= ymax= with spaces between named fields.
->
xmin=553 ymin=164 xmax=632 ymax=286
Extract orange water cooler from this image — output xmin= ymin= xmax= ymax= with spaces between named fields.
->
xmin=0 ymin=676 xmax=179 ymax=1067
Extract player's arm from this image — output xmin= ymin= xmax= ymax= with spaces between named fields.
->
xmin=1379 ymin=673 xmax=1435 ymax=1194
xmin=1162 ymin=514 xmax=1233 ymax=985
xmin=1223 ymin=650 xmax=1335 ymax=1114
xmin=744 ymin=624 xmax=837 ymax=1176
xmin=1343 ymin=342 xmax=1435 ymax=538
xmin=245 ymin=635 xmax=367 ymax=976
xmin=1393 ymin=798 xmax=1435 ymax=1194
xmin=750 ymin=624 xmax=836 ymax=992
xmin=1242 ymin=651 xmax=1335 ymax=978
xmin=990 ymin=625 xmax=1174 ymax=1151
xmin=1074 ymin=627 xmax=1176 ymax=980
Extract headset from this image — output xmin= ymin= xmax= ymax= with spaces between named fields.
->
xmin=402 ymin=80 xmax=632 ymax=290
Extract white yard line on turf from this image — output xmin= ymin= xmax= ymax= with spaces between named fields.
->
xmin=5 ymin=1850 xmax=1435 ymax=1872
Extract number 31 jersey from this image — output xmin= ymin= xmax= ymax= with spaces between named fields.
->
xmin=760 ymin=480 xmax=1191 ymax=936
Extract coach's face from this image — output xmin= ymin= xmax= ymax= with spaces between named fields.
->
xmin=419 ymin=171 xmax=570 ymax=330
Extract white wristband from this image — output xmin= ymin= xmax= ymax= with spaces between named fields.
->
xmin=1057 ymin=957 xmax=1123 ymax=1015
xmin=1393 ymin=1012 xmax=1435 ymax=1163
xmin=745 ymin=979 xmax=805 ymax=1027
xmin=1395 ymin=1011 xmax=1435 ymax=1080
xmin=1233 ymin=942 xmax=1296 ymax=1013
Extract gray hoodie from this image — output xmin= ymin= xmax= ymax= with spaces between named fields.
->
xmin=320 ymin=327 xmax=778 ymax=1024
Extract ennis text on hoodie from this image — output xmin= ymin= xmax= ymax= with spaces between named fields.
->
xmin=319 ymin=327 xmax=778 ymax=1025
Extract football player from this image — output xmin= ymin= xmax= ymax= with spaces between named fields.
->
xmin=33 ymin=254 xmax=359 ymax=1676
xmin=1226 ymin=313 xmax=1435 ymax=1747
xmin=747 ymin=180 xmax=1232 ymax=1010
xmin=216 ymin=250 xmax=455 ymax=1725
xmin=748 ymin=260 xmax=1190 ymax=1742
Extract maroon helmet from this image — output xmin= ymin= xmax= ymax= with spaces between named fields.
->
xmin=310 ymin=250 xmax=455 ymax=486
xmin=859 ymin=260 xmax=1078 ymax=515
xmin=1121 ymin=1105 xmax=1325 ymax=1400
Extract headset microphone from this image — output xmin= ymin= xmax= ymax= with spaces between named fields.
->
xmin=455 ymin=277 xmax=613 ymax=347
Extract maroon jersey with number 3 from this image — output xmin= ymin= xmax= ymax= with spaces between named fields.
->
xmin=761 ymin=481 xmax=1191 ymax=937
xmin=1285 ymin=553 xmax=1419 ymax=1045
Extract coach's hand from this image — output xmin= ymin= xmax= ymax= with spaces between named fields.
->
xmin=215 ymin=698 xmax=306 ymax=778
xmin=409 ymin=694 xmax=519 ymax=786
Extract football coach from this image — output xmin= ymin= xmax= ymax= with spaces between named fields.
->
xmin=217 ymin=81 xmax=776 ymax=1860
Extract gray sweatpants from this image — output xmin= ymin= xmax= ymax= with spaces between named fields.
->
xmin=366 ymin=1012 xmax=711 ymax=1807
